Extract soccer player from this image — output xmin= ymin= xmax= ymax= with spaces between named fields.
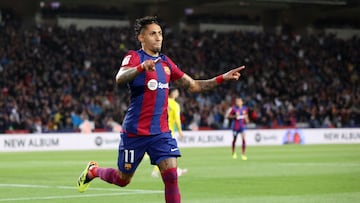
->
xmin=77 ymin=16 xmax=245 ymax=203
xmin=151 ymin=87 xmax=188 ymax=178
xmin=226 ymin=97 xmax=249 ymax=160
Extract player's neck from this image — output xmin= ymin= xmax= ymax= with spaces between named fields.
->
xmin=142 ymin=48 xmax=159 ymax=57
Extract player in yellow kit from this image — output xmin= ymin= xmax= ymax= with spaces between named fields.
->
xmin=168 ymin=88 xmax=183 ymax=139
xmin=152 ymin=87 xmax=188 ymax=178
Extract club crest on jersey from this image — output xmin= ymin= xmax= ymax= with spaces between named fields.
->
xmin=163 ymin=66 xmax=170 ymax=75
xmin=124 ymin=163 xmax=132 ymax=170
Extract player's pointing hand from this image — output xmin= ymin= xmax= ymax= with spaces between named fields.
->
xmin=223 ymin=66 xmax=245 ymax=81
xmin=141 ymin=58 xmax=161 ymax=71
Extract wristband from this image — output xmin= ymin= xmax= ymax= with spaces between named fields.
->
xmin=215 ymin=75 xmax=224 ymax=84
xmin=136 ymin=64 xmax=144 ymax=73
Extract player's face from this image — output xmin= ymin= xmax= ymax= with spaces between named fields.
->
xmin=236 ymin=98 xmax=243 ymax=107
xmin=138 ymin=23 xmax=163 ymax=56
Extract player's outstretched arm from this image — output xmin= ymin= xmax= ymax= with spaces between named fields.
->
xmin=176 ymin=66 xmax=245 ymax=93
xmin=116 ymin=58 xmax=160 ymax=85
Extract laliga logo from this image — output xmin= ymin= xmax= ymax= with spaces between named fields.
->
xmin=147 ymin=79 xmax=169 ymax=91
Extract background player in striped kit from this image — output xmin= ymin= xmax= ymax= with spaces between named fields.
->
xmin=77 ymin=16 xmax=245 ymax=203
xmin=226 ymin=97 xmax=249 ymax=160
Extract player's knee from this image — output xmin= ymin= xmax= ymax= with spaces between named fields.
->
xmin=116 ymin=170 xmax=132 ymax=187
xmin=118 ymin=178 xmax=130 ymax=187
xmin=161 ymin=168 xmax=178 ymax=183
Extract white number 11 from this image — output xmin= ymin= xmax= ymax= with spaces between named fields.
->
xmin=124 ymin=149 xmax=135 ymax=163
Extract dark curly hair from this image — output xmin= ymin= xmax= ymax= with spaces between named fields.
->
xmin=134 ymin=16 xmax=160 ymax=40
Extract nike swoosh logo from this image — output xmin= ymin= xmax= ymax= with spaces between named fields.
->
xmin=170 ymin=148 xmax=178 ymax=152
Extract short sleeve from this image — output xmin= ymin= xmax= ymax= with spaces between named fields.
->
xmin=229 ymin=107 xmax=235 ymax=115
xmin=120 ymin=50 xmax=140 ymax=68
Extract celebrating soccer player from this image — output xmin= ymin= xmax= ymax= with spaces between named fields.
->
xmin=77 ymin=16 xmax=245 ymax=203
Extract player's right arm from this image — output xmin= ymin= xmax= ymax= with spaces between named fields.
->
xmin=116 ymin=66 xmax=140 ymax=85
xmin=226 ymin=107 xmax=236 ymax=119
xmin=116 ymin=51 xmax=160 ymax=85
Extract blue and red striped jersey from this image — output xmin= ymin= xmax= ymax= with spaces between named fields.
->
xmin=120 ymin=49 xmax=184 ymax=136
xmin=229 ymin=106 xmax=248 ymax=131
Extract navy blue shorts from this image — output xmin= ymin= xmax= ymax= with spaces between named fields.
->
xmin=117 ymin=131 xmax=181 ymax=173
xmin=233 ymin=128 xmax=245 ymax=136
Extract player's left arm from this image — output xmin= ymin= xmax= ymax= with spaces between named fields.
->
xmin=244 ymin=110 xmax=250 ymax=124
xmin=175 ymin=66 xmax=245 ymax=93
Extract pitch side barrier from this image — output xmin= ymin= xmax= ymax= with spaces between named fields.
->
xmin=0 ymin=128 xmax=359 ymax=152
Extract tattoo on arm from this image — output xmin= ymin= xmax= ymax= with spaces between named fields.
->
xmin=176 ymin=74 xmax=218 ymax=93
xmin=116 ymin=67 xmax=139 ymax=85
xmin=176 ymin=76 xmax=192 ymax=89
xmin=195 ymin=80 xmax=218 ymax=92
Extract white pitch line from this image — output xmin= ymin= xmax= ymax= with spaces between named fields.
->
xmin=0 ymin=183 xmax=163 ymax=202
xmin=0 ymin=183 xmax=162 ymax=192
xmin=55 ymin=185 xmax=162 ymax=193
xmin=0 ymin=184 xmax=50 ymax=188
xmin=0 ymin=192 xmax=162 ymax=202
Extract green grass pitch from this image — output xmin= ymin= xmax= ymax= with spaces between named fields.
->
xmin=0 ymin=144 xmax=359 ymax=203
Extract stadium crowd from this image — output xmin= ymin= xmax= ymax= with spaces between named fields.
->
xmin=0 ymin=17 xmax=359 ymax=133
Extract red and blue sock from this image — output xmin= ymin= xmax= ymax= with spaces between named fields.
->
xmin=161 ymin=168 xmax=181 ymax=203
xmin=95 ymin=168 xmax=129 ymax=187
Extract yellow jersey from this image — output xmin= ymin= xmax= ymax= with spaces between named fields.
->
xmin=168 ymin=98 xmax=182 ymax=137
